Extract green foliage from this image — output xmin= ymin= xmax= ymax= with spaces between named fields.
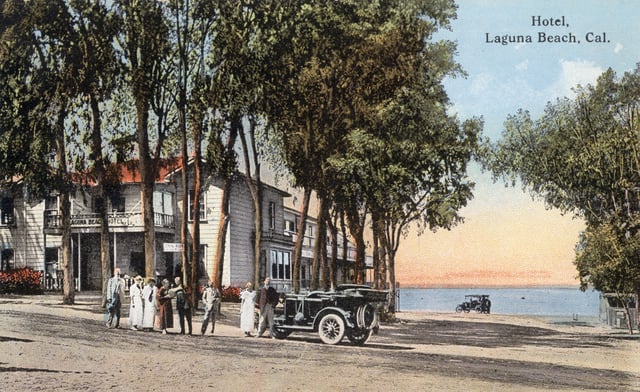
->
xmin=489 ymin=65 xmax=640 ymax=295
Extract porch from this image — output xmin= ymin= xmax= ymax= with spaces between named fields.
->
xmin=44 ymin=211 xmax=175 ymax=233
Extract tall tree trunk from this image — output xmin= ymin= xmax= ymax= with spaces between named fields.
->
xmin=375 ymin=213 xmax=388 ymax=290
xmin=327 ymin=211 xmax=339 ymax=290
xmin=55 ymin=109 xmax=74 ymax=304
xmin=212 ymin=177 xmax=231 ymax=289
xmin=310 ymin=196 xmax=326 ymax=291
xmin=385 ymin=221 xmax=403 ymax=313
xmin=89 ymin=95 xmax=110 ymax=308
xmin=179 ymin=79 xmax=189 ymax=293
xmin=292 ymin=187 xmax=312 ymax=293
xmin=212 ymin=121 xmax=238 ymax=288
xmin=190 ymin=140 xmax=202 ymax=297
xmin=239 ymin=116 xmax=263 ymax=289
xmin=340 ymin=213 xmax=348 ymax=284
xmin=386 ymin=247 xmax=397 ymax=313
xmin=372 ymin=224 xmax=380 ymax=289
xmin=345 ymin=202 xmax=367 ymax=285
xmin=134 ymin=95 xmax=156 ymax=279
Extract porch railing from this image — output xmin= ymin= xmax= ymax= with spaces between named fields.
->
xmin=40 ymin=271 xmax=79 ymax=291
xmin=45 ymin=211 xmax=174 ymax=230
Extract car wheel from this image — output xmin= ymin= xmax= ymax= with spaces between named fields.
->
xmin=347 ymin=328 xmax=371 ymax=346
xmin=271 ymin=325 xmax=292 ymax=340
xmin=318 ymin=313 xmax=345 ymax=345
xmin=455 ymin=305 xmax=462 ymax=313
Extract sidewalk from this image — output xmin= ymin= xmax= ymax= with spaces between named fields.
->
xmin=0 ymin=291 xmax=244 ymax=336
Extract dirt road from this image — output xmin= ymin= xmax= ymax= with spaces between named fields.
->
xmin=0 ymin=293 xmax=638 ymax=391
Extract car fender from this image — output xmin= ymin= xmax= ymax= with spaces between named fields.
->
xmin=313 ymin=307 xmax=354 ymax=330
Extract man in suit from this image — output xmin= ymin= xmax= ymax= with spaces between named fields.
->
xmin=256 ymin=277 xmax=279 ymax=338
xmin=106 ymin=268 xmax=125 ymax=328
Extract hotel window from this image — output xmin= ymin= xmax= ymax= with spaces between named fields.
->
xmin=270 ymin=249 xmax=291 ymax=280
xmin=0 ymin=197 xmax=15 ymax=226
xmin=268 ymin=201 xmax=276 ymax=230
xmin=1 ymin=248 xmax=13 ymax=270
xmin=110 ymin=193 xmax=125 ymax=213
xmin=153 ymin=191 xmax=174 ymax=215
xmin=45 ymin=195 xmax=58 ymax=214
xmin=188 ymin=189 xmax=206 ymax=221
xmin=284 ymin=219 xmax=296 ymax=235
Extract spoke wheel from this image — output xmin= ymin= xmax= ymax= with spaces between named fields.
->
xmin=455 ymin=305 xmax=463 ymax=313
xmin=347 ymin=328 xmax=371 ymax=346
xmin=318 ymin=313 xmax=345 ymax=345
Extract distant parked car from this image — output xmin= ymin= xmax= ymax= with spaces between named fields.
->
xmin=456 ymin=294 xmax=491 ymax=314
xmin=272 ymin=284 xmax=389 ymax=345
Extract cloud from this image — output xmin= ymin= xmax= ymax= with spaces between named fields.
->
xmin=614 ymin=42 xmax=623 ymax=54
xmin=547 ymin=59 xmax=603 ymax=100
xmin=469 ymin=73 xmax=494 ymax=95
xmin=515 ymin=60 xmax=529 ymax=71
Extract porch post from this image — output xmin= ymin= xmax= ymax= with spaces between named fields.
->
xmin=77 ymin=233 xmax=82 ymax=292
xmin=113 ymin=232 xmax=117 ymax=271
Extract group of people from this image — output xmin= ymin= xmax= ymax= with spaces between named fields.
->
xmin=239 ymin=277 xmax=280 ymax=338
xmin=105 ymin=268 xmax=221 ymax=336
xmin=105 ymin=269 xmax=280 ymax=338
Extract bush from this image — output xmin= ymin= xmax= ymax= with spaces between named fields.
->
xmin=0 ymin=268 xmax=43 ymax=295
xmin=221 ymin=286 xmax=241 ymax=302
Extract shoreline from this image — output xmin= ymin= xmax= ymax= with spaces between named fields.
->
xmin=0 ymin=291 xmax=623 ymax=335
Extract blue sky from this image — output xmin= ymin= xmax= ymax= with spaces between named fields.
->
xmin=440 ymin=0 xmax=640 ymax=141
xmin=397 ymin=0 xmax=640 ymax=287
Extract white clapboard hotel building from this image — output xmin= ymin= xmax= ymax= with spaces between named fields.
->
xmin=0 ymin=160 xmax=366 ymax=291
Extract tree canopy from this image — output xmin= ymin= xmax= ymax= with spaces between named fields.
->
xmin=487 ymin=66 xmax=640 ymax=319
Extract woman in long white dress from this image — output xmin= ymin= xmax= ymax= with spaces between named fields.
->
xmin=141 ymin=278 xmax=157 ymax=331
xmin=128 ymin=276 xmax=144 ymax=330
xmin=239 ymin=282 xmax=256 ymax=337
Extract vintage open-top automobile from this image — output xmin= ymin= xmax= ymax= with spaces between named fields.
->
xmin=455 ymin=294 xmax=491 ymax=314
xmin=271 ymin=284 xmax=389 ymax=345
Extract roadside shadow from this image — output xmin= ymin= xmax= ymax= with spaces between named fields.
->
xmin=384 ymin=318 xmax=614 ymax=349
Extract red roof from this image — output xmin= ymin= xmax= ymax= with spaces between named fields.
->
xmin=115 ymin=158 xmax=182 ymax=184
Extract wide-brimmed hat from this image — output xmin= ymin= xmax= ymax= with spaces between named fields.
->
xmin=134 ymin=275 xmax=143 ymax=282
xmin=145 ymin=277 xmax=156 ymax=284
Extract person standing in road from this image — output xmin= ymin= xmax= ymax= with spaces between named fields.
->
xmin=106 ymin=268 xmax=125 ymax=329
xmin=256 ymin=277 xmax=279 ymax=338
xmin=156 ymin=278 xmax=174 ymax=334
xmin=141 ymin=278 xmax=156 ymax=331
xmin=239 ymin=282 xmax=256 ymax=337
xmin=201 ymin=280 xmax=221 ymax=335
xmin=173 ymin=277 xmax=192 ymax=335
xmin=128 ymin=275 xmax=144 ymax=330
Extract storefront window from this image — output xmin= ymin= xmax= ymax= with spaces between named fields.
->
xmin=270 ymin=249 xmax=291 ymax=280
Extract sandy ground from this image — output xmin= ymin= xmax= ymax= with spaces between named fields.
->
xmin=0 ymin=292 xmax=638 ymax=392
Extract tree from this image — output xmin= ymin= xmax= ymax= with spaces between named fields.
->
xmin=115 ymin=0 xmax=173 ymax=278
xmin=67 ymin=0 xmax=122 ymax=306
xmin=575 ymin=222 xmax=639 ymax=333
xmin=0 ymin=0 xmax=91 ymax=304
xmin=488 ymin=66 xmax=640 ymax=330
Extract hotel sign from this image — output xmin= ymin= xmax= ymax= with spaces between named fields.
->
xmin=70 ymin=214 xmax=141 ymax=228
xmin=163 ymin=243 xmax=183 ymax=252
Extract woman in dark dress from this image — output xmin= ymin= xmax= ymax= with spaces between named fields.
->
xmin=156 ymin=279 xmax=174 ymax=334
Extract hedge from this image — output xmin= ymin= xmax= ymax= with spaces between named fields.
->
xmin=0 ymin=268 xmax=43 ymax=294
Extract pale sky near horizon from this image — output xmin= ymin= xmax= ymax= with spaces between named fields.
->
xmin=395 ymin=0 xmax=640 ymax=288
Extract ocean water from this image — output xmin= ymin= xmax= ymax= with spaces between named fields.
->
xmin=397 ymin=287 xmax=600 ymax=318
